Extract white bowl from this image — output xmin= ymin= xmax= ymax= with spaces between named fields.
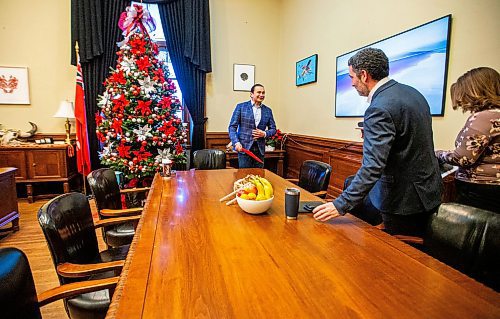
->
xmin=236 ymin=196 xmax=274 ymax=214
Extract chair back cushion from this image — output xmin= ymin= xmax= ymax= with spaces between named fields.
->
xmin=87 ymin=168 xmax=122 ymax=212
xmin=193 ymin=149 xmax=226 ymax=170
xmin=0 ymin=247 xmax=42 ymax=319
xmin=298 ymin=160 xmax=332 ymax=193
xmin=472 ymin=211 xmax=500 ymax=291
xmin=38 ymin=192 xmax=100 ymax=283
xmin=425 ymin=203 xmax=483 ymax=272
xmin=425 ymin=203 xmax=499 ymax=290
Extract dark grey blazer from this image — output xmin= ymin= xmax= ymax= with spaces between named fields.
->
xmin=334 ymin=80 xmax=442 ymax=215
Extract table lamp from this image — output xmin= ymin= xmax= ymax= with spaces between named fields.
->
xmin=53 ymin=100 xmax=75 ymax=144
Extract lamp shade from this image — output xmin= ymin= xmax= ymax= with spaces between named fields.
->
xmin=53 ymin=101 xmax=75 ymax=119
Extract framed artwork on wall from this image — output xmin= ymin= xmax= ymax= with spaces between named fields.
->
xmin=233 ymin=64 xmax=255 ymax=91
xmin=335 ymin=15 xmax=452 ymax=117
xmin=296 ymin=54 xmax=318 ymax=86
xmin=0 ymin=66 xmax=30 ymax=104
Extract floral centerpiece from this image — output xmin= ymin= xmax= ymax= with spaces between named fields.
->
xmin=265 ymin=129 xmax=284 ymax=151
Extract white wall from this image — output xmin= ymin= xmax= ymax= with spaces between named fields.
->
xmin=0 ymin=0 xmax=74 ymax=134
xmin=1 ymin=0 xmax=499 ymax=151
xmin=276 ymin=0 xmax=500 ymax=149
xmin=206 ymin=0 xmax=282 ymax=133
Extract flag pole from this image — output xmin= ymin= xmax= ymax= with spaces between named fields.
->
xmin=75 ymin=41 xmax=87 ymax=196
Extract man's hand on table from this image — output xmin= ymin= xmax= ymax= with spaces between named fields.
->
xmin=313 ymin=202 xmax=341 ymax=222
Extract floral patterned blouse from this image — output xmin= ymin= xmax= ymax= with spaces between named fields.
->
xmin=436 ymin=109 xmax=500 ymax=184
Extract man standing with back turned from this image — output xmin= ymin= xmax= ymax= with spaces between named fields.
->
xmin=229 ymin=84 xmax=277 ymax=168
xmin=313 ymin=48 xmax=442 ymax=236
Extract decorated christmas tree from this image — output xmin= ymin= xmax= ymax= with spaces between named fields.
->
xmin=96 ymin=5 xmax=187 ymax=187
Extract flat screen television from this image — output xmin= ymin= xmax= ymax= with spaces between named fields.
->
xmin=335 ymin=15 xmax=452 ymax=117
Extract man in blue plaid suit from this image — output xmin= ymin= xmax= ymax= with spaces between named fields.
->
xmin=228 ymin=84 xmax=277 ymax=168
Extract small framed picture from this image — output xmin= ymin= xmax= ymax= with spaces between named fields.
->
xmin=296 ymin=54 xmax=318 ymax=86
xmin=233 ymin=64 xmax=255 ymax=91
xmin=0 ymin=66 xmax=30 ymax=104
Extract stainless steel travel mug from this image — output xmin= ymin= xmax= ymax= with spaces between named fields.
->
xmin=285 ymin=188 xmax=300 ymax=219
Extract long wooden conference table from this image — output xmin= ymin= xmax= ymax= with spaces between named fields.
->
xmin=106 ymin=169 xmax=500 ymax=318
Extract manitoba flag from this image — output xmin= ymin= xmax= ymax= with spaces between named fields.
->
xmin=75 ymin=54 xmax=91 ymax=176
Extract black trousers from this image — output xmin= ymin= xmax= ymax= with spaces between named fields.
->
xmin=344 ymin=175 xmax=434 ymax=236
xmin=380 ymin=210 xmax=435 ymax=237
xmin=237 ymin=143 xmax=264 ymax=168
xmin=350 ymin=194 xmax=434 ymax=236
xmin=455 ymin=179 xmax=499 ymax=213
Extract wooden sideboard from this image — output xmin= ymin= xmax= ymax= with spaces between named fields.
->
xmin=0 ymin=144 xmax=78 ymax=203
xmin=0 ymin=167 xmax=19 ymax=232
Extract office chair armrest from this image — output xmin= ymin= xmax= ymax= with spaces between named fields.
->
xmin=393 ymin=235 xmax=424 ymax=245
xmin=57 ymin=261 xmax=124 ymax=278
xmin=100 ymin=207 xmax=143 ymax=217
xmin=286 ymin=178 xmax=299 ymax=184
xmin=311 ymin=190 xmax=327 ymax=197
xmin=120 ymin=187 xmax=150 ymax=194
xmin=94 ymin=215 xmax=141 ymax=228
xmin=38 ymin=276 xmax=119 ymax=307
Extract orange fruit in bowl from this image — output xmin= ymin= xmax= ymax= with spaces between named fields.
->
xmin=240 ymin=193 xmax=250 ymax=200
xmin=244 ymin=185 xmax=257 ymax=194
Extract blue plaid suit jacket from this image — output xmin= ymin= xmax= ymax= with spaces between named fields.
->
xmin=228 ymin=101 xmax=277 ymax=155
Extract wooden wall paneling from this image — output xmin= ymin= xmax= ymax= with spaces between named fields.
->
xmin=323 ymin=151 xmax=362 ymax=198
xmin=205 ymin=132 xmax=230 ymax=150
xmin=283 ymin=134 xmax=363 ymax=199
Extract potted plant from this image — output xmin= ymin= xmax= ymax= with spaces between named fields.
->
xmin=265 ymin=129 xmax=284 ymax=151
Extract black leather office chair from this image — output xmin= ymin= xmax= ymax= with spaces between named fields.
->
xmin=192 ymin=149 xmax=226 ymax=170
xmin=38 ymin=192 xmax=139 ymax=318
xmin=288 ymin=160 xmax=332 ymax=198
xmin=87 ymin=168 xmax=148 ymax=248
xmin=400 ymin=203 xmax=499 ymax=292
xmin=472 ymin=211 xmax=500 ymax=291
xmin=0 ymin=247 xmax=119 ymax=319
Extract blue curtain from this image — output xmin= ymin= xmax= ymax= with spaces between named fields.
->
xmin=71 ymin=0 xmax=212 ymax=166
xmin=157 ymin=0 xmax=212 ymax=152
xmin=71 ymin=0 xmax=130 ymax=169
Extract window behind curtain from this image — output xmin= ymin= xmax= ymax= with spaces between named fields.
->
xmin=131 ymin=2 xmax=184 ymax=120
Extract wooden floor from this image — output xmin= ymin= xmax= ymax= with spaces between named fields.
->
xmin=0 ymin=198 xmax=106 ymax=319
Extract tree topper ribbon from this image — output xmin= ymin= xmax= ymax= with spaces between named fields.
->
xmin=117 ymin=4 xmax=156 ymax=46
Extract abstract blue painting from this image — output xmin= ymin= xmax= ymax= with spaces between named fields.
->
xmin=296 ymin=54 xmax=318 ymax=86
xmin=335 ymin=15 xmax=452 ymax=117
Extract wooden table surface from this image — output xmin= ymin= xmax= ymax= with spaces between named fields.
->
xmin=106 ymin=169 xmax=500 ymax=319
